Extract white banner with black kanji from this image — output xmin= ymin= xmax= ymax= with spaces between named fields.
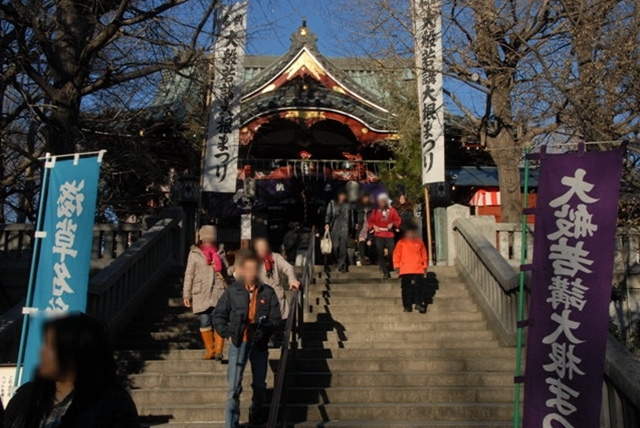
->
xmin=413 ymin=0 xmax=445 ymax=185
xmin=203 ymin=1 xmax=248 ymax=193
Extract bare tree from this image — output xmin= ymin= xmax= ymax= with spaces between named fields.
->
xmin=1 ymin=0 xmax=218 ymax=154
xmin=0 ymin=0 xmax=220 ymax=220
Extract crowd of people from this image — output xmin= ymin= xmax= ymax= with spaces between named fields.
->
xmin=183 ymin=227 xmax=298 ymax=427
xmin=2 ymin=190 xmax=431 ymax=428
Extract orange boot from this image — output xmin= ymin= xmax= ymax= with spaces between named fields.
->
xmin=214 ymin=330 xmax=225 ymax=361
xmin=200 ymin=330 xmax=216 ymax=360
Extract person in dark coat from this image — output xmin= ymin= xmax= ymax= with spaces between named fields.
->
xmin=4 ymin=314 xmax=139 ymax=428
xmin=213 ymin=250 xmax=282 ymax=428
xmin=324 ymin=190 xmax=353 ymax=272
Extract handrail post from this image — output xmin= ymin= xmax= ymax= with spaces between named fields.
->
xmin=513 ymin=150 xmax=531 ymax=427
xmin=266 ymin=227 xmax=315 ymax=428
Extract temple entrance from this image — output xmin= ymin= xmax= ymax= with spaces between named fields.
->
xmin=205 ymin=22 xmax=397 ymax=250
xmin=244 ymin=117 xmax=359 ymax=160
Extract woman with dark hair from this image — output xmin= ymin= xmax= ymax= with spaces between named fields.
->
xmin=4 ymin=314 xmax=139 ymax=428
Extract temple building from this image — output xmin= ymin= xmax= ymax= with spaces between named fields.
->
xmin=87 ymin=22 xmax=504 ymax=244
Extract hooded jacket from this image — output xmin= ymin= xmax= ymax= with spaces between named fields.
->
xmin=393 ymin=237 xmax=428 ymax=276
xmin=183 ymin=245 xmax=229 ymax=314
xmin=213 ymin=280 xmax=282 ymax=348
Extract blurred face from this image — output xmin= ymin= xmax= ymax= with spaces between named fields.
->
xmin=241 ymin=259 xmax=259 ymax=285
xmin=399 ymin=195 xmax=406 ymax=205
xmin=201 ymin=238 xmax=214 ymax=246
xmin=377 ymin=198 xmax=388 ymax=208
xmin=362 ymin=196 xmax=371 ymax=206
xmin=405 ymin=230 xmax=417 ymax=240
xmin=254 ymin=239 xmax=269 ymax=257
xmin=337 ymin=193 xmax=347 ymax=203
xmin=38 ymin=328 xmax=73 ymax=381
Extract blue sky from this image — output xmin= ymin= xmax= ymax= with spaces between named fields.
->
xmin=242 ymin=0 xmax=479 ymax=118
xmin=245 ymin=0 xmax=352 ymax=56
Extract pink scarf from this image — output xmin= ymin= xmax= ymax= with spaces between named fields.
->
xmin=200 ymin=244 xmax=222 ymax=272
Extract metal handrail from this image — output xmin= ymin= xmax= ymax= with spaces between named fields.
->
xmin=267 ymin=228 xmax=316 ymax=428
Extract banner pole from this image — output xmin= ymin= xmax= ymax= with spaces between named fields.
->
xmin=513 ymin=150 xmax=531 ymax=427
xmin=424 ymin=186 xmax=434 ymax=266
xmin=14 ymin=155 xmax=53 ymax=387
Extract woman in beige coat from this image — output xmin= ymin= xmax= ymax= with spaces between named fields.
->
xmin=183 ymin=225 xmax=228 ymax=360
xmin=254 ymin=237 xmax=300 ymax=319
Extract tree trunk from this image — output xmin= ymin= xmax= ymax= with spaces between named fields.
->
xmin=48 ymin=82 xmax=82 ymax=154
xmin=486 ymin=74 xmax=521 ymax=223
xmin=489 ymin=130 xmax=522 ymax=223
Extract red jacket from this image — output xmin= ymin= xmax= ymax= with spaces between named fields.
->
xmin=393 ymin=238 xmax=428 ymax=276
xmin=368 ymin=207 xmax=401 ymax=238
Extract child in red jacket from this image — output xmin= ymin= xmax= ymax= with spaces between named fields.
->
xmin=393 ymin=224 xmax=429 ymax=313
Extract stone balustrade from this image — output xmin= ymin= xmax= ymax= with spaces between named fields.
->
xmin=0 ymin=222 xmax=144 ymax=262
xmin=0 ymin=208 xmax=185 ymax=361
xmin=453 ymin=217 xmax=640 ymax=426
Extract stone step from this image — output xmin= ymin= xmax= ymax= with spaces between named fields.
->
xmin=131 ymin=386 xmax=514 ymax=406
xmin=126 ymin=319 xmax=489 ymax=336
xmin=299 ymin=339 xmax=502 ymax=350
xmin=124 ymin=329 xmax=494 ymax=344
xmin=305 ymin=311 xmax=485 ymax=323
xmin=295 ymin=358 xmax=516 ymax=373
xmin=125 ymin=356 xmax=514 ymax=376
xmin=157 ymin=291 xmax=468 ymax=308
xmin=130 ymin=371 xmax=277 ymax=389
xmin=299 ymin=320 xmax=489 ymax=332
xmin=117 ymin=346 xmax=515 ymax=362
xmin=293 ymin=422 xmax=512 ymax=428
xmin=287 ymin=402 xmax=513 ymax=422
xmin=137 ymin=402 xmax=513 ymax=423
xmin=310 ymin=300 xmax=478 ymax=312
xmin=286 ymin=386 xmax=515 ymax=404
xmin=292 ymin=371 xmax=513 ymax=388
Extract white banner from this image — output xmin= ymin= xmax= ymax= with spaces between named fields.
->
xmin=0 ymin=365 xmax=16 ymax=408
xmin=413 ymin=0 xmax=446 ymax=185
xmin=203 ymin=1 xmax=248 ymax=193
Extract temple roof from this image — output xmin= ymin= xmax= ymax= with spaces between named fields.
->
xmin=241 ymin=22 xmax=391 ymax=113
xmin=238 ymin=22 xmax=400 ymax=135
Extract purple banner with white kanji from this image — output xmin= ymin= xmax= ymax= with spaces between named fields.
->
xmin=523 ymin=148 xmax=624 ymax=427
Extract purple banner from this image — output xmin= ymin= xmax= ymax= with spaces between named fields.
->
xmin=523 ymin=148 xmax=624 ymax=428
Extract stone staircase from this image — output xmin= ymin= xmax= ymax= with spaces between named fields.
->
xmin=118 ymin=265 xmax=516 ymax=427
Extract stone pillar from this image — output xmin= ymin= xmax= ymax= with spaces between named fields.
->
xmin=468 ymin=216 xmax=497 ymax=246
xmin=446 ymin=204 xmax=470 ymax=266
xmin=433 ymin=208 xmax=447 ymax=265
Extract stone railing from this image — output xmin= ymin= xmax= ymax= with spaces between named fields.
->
xmin=88 ymin=208 xmax=185 ymax=337
xmin=0 ymin=223 xmax=144 ymax=262
xmin=453 ymin=218 xmax=523 ymax=346
xmin=453 ymin=217 xmax=640 ymax=426
xmin=496 ymin=223 xmax=534 ymax=263
xmin=0 ymin=208 xmax=185 ymax=360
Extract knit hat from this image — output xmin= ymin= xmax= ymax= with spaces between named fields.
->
xmin=198 ymin=225 xmax=217 ymax=242
xmin=377 ymin=192 xmax=389 ymax=201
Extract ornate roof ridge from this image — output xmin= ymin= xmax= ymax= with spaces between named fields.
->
xmin=241 ymin=22 xmax=389 ymax=112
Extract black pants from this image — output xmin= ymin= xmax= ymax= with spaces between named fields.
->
xmin=375 ymin=237 xmax=395 ymax=275
xmin=332 ymin=232 xmax=348 ymax=270
xmin=401 ymin=274 xmax=426 ymax=308
xmin=357 ymin=240 xmax=375 ymax=263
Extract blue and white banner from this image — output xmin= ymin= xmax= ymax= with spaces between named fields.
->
xmin=19 ymin=154 xmax=102 ymax=384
